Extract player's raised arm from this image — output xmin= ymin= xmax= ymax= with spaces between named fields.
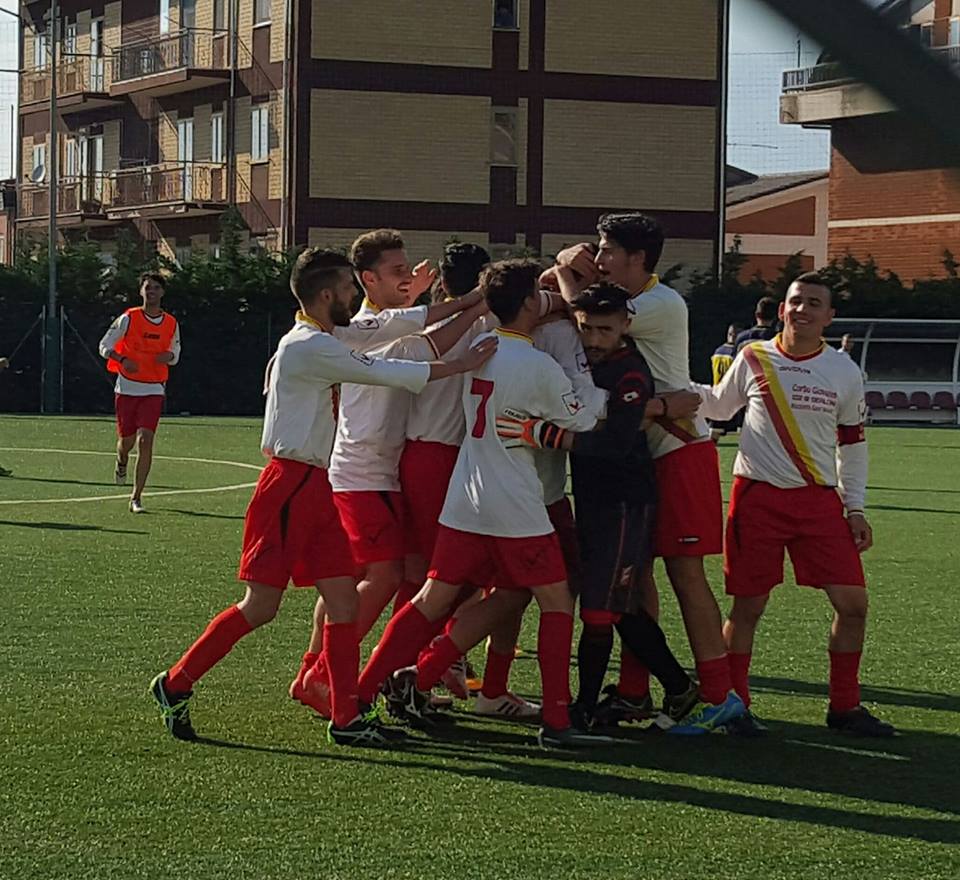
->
xmin=693 ymin=351 xmax=750 ymax=423
xmin=421 ymin=297 xmax=489 ymax=357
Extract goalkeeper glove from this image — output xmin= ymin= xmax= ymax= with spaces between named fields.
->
xmin=495 ymin=413 xmax=567 ymax=450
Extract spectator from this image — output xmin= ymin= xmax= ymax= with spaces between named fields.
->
xmin=735 ymin=297 xmax=779 ymax=352
xmin=709 ymin=325 xmax=741 ymax=441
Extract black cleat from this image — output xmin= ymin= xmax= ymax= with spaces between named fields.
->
xmin=537 ymin=724 xmax=615 ymax=750
xmin=384 ymin=668 xmax=455 ymax=728
xmin=568 ymin=701 xmax=596 ymax=733
xmin=150 ymin=672 xmax=196 ymax=741
xmin=662 ymin=680 xmax=701 ymax=724
xmin=722 ymin=710 xmax=770 ymax=737
xmin=827 ymin=705 xmax=896 ymax=738
xmin=327 ymin=711 xmax=408 ymax=747
xmin=593 ymin=684 xmax=655 ymax=728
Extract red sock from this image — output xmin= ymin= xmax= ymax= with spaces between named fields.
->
xmin=728 ymin=652 xmax=752 ymax=708
xmin=696 ymin=654 xmax=732 ymax=706
xmin=167 ymin=605 xmax=253 ymax=693
xmin=538 ymin=611 xmax=573 ymax=730
xmin=357 ymin=603 xmax=436 ymax=704
xmin=416 ymin=634 xmax=463 ymax=692
xmin=829 ymin=650 xmax=862 ymax=713
xmin=292 ymin=650 xmax=320 ymax=691
xmin=324 ymin=622 xmax=359 ymax=728
xmin=618 ymin=646 xmax=651 ymax=699
xmin=481 ymin=647 xmax=515 ymax=699
xmin=392 ymin=580 xmax=421 ymax=617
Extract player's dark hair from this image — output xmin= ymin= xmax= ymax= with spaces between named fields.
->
xmin=570 ymin=282 xmax=631 ymax=317
xmin=350 ymin=229 xmax=405 ymax=275
xmin=289 ymin=247 xmax=353 ymax=306
xmin=439 ymin=242 xmax=490 ymax=298
xmin=792 ymin=271 xmax=833 ymax=305
xmin=139 ymin=272 xmax=166 ymax=289
xmin=755 ymin=296 xmax=779 ymax=322
xmin=480 ymin=258 xmax=542 ymax=325
xmin=596 ymin=212 xmax=664 ymax=271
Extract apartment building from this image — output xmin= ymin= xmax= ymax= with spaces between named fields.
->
xmin=16 ymin=0 xmax=728 ymax=269
xmin=780 ymin=0 xmax=960 ymax=282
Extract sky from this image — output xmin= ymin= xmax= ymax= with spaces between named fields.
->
xmin=0 ymin=0 xmax=16 ymax=180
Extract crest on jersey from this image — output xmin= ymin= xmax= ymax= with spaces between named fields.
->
xmin=561 ymin=391 xmax=582 ymax=415
xmin=575 ymin=352 xmax=590 ymax=373
xmin=354 ymin=318 xmax=380 ymax=331
xmin=350 ymin=351 xmax=374 ymax=365
xmin=622 ymin=390 xmax=640 ymax=403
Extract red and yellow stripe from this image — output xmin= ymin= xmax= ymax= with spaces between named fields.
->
xmin=495 ymin=327 xmax=534 ymax=344
xmin=742 ymin=343 xmax=827 ymax=486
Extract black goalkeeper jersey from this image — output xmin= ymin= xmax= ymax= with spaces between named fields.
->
xmin=570 ymin=340 xmax=656 ymax=506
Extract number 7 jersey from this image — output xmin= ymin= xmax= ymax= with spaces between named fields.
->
xmin=439 ymin=328 xmax=600 ymax=538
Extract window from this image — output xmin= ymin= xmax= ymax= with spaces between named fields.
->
xmin=32 ymin=143 xmax=46 ymax=178
xmin=90 ymin=19 xmax=105 ymax=90
xmin=254 ymin=0 xmax=271 ymax=25
xmin=159 ymin=0 xmax=170 ymax=35
xmin=490 ymin=107 xmax=517 ymax=166
xmin=211 ymin=112 xmax=224 ymax=163
xmin=34 ymin=30 xmax=48 ymax=69
xmin=214 ymin=0 xmax=226 ymax=31
xmin=65 ymin=137 xmax=80 ymax=179
xmin=251 ymin=103 xmax=270 ymax=162
xmin=63 ymin=21 xmax=77 ymax=57
xmin=181 ymin=0 xmax=196 ymax=29
xmin=920 ymin=23 xmax=933 ymax=47
xmin=175 ymin=244 xmax=193 ymax=267
xmin=950 ymin=18 xmax=960 ymax=47
xmin=493 ymin=0 xmax=518 ymax=30
xmin=211 ymin=243 xmax=222 ymax=259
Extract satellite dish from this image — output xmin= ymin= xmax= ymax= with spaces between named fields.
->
xmin=30 ymin=165 xmax=46 ymax=184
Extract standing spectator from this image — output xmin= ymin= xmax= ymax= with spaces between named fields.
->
xmin=709 ymin=324 xmax=741 ymax=441
xmin=735 ymin=297 xmax=779 ymax=352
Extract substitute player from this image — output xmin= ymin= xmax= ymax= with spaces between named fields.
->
xmin=695 ymin=273 xmax=894 ymax=737
xmin=149 ymin=248 xmax=496 ymax=747
xmin=355 ymin=259 xmax=607 ymax=748
xmin=551 ymin=214 xmax=741 ymax=733
xmin=99 ymin=273 xmax=180 ymax=513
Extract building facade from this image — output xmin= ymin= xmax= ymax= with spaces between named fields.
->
xmin=780 ymin=0 xmax=960 ymax=282
xmin=16 ymin=0 xmax=727 ymax=268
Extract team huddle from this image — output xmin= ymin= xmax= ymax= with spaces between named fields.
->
xmin=101 ymin=211 xmax=894 ymax=749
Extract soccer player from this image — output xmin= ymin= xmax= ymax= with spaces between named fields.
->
xmin=99 ymin=273 xmax=180 ymax=513
xmin=735 ymin=296 xmax=779 ymax=353
xmin=695 ymin=272 xmax=894 ymax=737
xmin=291 ymin=232 xmax=487 ymax=712
xmin=149 ymin=248 xmax=497 ymax=747
xmin=354 ymin=259 xmax=607 ymax=748
xmin=497 ymin=281 xmax=704 ymax=731
xmin=709 ymin=323 xmax=742 ymax=440
xmin=551 ymin=214 xmax=744 ymax=733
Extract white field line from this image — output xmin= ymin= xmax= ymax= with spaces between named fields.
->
xmin=0 ymin=447 xmax=263 ymax=506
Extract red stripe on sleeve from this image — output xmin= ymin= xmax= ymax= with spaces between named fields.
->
xmin=838 ymin=423 xmax=865 ymax=446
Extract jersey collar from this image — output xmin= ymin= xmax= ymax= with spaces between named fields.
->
xmin=638 ymin=274 xmax=659 ymax=294
xmin=773 ymin=334 xmax=825 ymax=361
xmin=495 ymin=327 xmax=533 ymax=345
xmin=295 ymin=310 xmax=330 ymax=333
xmin=360 ymin=296 xmax=381 ymax=314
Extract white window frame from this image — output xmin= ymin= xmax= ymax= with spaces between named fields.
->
xmin=63 ymin=21 xmax=77 ymax=57
xmin=490 ymin=106 xmax=518 ymax=167
xmin=251 ymin=103 xmax=269 ymax=163
xmin=159 ymin=0 xmax=171 ymax=35
xmin=254 ymin=0 xmax=271 ymax=26
xmin=950 ymin=18 xmax=960 ymax=47
xmin=90 ymin=18 xmax=105 ymax=90
xmin=213 ymin=0 xmax=226 ymax=31
xmin=32 ymin=143 xmax=46 ymax=177
xmin=34 ymin=30 xmax=49 ymax=69
xmin=493 ymin=0 xmax=519 ymax=30
xmin=211 ymin=111 xmax=224 ymax=163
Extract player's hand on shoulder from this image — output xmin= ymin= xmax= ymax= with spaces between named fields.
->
xmin=496 ymin=409 xmax=542 ymax=449
xmin=155 ymin=351 xmax=175 ymax=365
xmin=460 ymin=336 xmax=498 ymax=370
xmin=660 ymin=390 xmax=701 ymax=420
xmin=847 ymin=512 xmax=873 ymax=553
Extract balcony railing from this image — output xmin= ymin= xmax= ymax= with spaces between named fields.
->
xmin=20 ymin=54 xmax=108 ymax=104
xmin=17 ymin=175 xmax=110 ymax=220
xmin=107 ymin=162 xmax=227 ymax=212
xmin=111 ymin=29 xmax=229 ymax=84
xmin=931 ymin=44 xmax=960 ymax=66
xmin=784 ymin=45 xmax=960 ymax=93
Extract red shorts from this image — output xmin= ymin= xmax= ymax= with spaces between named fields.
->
xmin=400 ymin=439 xmax=459 ymax=559
xmin=724 ymin=477 xmax=866 ymax=597
xmin=654 ymin=441 xmax=724 ymax=558
xmin=237 ymin=458 xmax=355 ymax=589
xmin=115 ymin=394 xmax=164 ymax=437
xmin=428 ymin=524 xmax=567 ymax=590
xmin=333 ymin=490 xmax=406 ymax=567
xmin=547 ymin=497 xmax=581 ymax=587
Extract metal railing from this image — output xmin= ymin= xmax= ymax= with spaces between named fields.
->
xmin=17 ymin=175 xmax=109 ymax=219
xmin=932 ymin=44 xmax=960 ymax=66
xmin=20 ymin=54 xmax=108 ymax=103
xmin=784 ymin=46 xmax=960 ymax=93
xmin=107 ymin=162 xmax=227 ymax=209
xmin=111 ymin=28 xmax=229 ymax=83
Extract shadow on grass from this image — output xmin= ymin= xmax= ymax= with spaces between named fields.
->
xmin=164 ymin=509 xmax=246 ymax=521
xmin=192 ymin=716 xmax=960 ymax=843
xmin=748 ymin=674 xmax=960 ymax=714
xmin=0 ymin=519 xmax=147 ymax=535
xmin=867 ymin=503 xmax=960 ymax=516
xmin=9 ymin=475 xmax=176 ymax=490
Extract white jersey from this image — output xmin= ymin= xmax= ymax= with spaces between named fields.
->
xmin=261 ymin=315 xmax=430 ymax=468
xmin=440 ymin=328 xmax=599 ymax=538
xmin=98 ymin=311 xmax=181 ymax=396
xmin=331 ymin=300 xmax=428 ymax=352
xmin=330 ymin=333 xmax=436 ymax=492
xmin=696 ymin=336 xmax=868 ymax=512
xmin=532 ymin=318 xmax=607 ymax=506
xmin=626 ymin=276 xmax=710 ymax=459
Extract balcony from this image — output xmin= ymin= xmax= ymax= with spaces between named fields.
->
xmin=19 ymin=55 xmax=121 ymax=115
xmin=15 ymin=176 xmax=113 ymax=228
xmin=106 ymin=162 xmax=228 ymax=219
xmin=110 ymin=29 xmax=232 ymax=98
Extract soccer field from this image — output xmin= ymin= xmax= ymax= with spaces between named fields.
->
xmin=1 ymin=415 xmax=958 ymax=880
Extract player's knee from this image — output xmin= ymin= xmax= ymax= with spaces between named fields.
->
xmin=829 ymin=586 xmax=868 ymax=621
xmin=531 ymin=581 xmax=574 ymax=614
xmin=413 ymin=579 xmax=458 ymax=620
xmin=137 ymin=430 xmax=155 ymax=450
xmin=731 ymin=596 xmax=768 ymax=625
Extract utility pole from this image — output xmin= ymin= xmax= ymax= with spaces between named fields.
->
xmin=44 ymin=0 xmax=61 ymax=413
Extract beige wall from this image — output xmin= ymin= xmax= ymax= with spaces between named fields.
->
xmin=235 ymin=95 xmax=252 ymax=203
xmin=545 ymin=0 xmax=718 ymax=79
xmin=516 ymin=98 xmax=528 ymax=206
xmin=309 ymin=90 xmax=491 ymax=202
xmin=103 ymin=119 xmax=121 ymax=171
xmin=23 ymin=22 xmax=35 ymax=69
xmin=268 ymin=91 xmax=284 ymax=200
xmin=77 ymin=11 xmax=92 ymax=55
xmin=311 ymin=0 xmax=491 ymax=67
xmin=104 ymin=2 xmax=121 ymax=89
xmin=238 ymin=0 xmax=254 ymax=68
xmin=518 ymin=0 xmax=530 ymax=70
xmin=194 ymin=103 xmax=212 ymax=161
xmin=541 ymin=99 xmax=717 ymax=211
xmin=307 ymin=227 xmax=491 ymax=264
xmin=196 ymin=0 xmax=213 ymax=32
xmin=158 ymin=109 xmax=179 ymax=163
xmin=270 ymin=0 xmax=286 ymax=62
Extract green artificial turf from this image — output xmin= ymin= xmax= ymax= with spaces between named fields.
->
xmin=1 ymin=416 xmax=958 ymax=880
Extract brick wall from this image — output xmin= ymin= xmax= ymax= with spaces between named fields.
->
xmin=830 ymin=222 xmax=960 ymax=282
xmin=727 ymin=198 xmax=816 ymax=236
